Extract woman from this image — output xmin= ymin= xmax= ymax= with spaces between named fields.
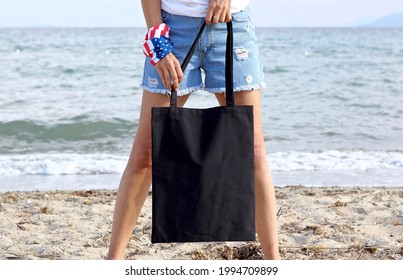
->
xmin=106 ymin=0 xmax=281 ymax=260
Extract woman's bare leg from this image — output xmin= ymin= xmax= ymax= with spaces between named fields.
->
xmin=215 ymin=90 xmax=281 ymax=260
xmin=106 ymin=90 xmax=190 ymax=260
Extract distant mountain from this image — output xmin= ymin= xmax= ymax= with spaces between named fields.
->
xmin=363 ymin=12 xmax=403 ymax=27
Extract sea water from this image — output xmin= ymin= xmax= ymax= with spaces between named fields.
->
xmin=0 ymin=27 xmax=402 ymax=191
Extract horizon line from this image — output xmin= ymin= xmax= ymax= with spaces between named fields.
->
xmin=1 ymin=25 xmax=402 ymax=29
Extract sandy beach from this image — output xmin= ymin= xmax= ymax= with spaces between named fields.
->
xmin=0 ymin=186 xmax=402 ymax=260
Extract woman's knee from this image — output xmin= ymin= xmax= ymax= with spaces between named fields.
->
xmin=128 ymin=141 xmax=153 ymax=171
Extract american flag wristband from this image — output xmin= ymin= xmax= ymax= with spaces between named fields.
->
xmin=143 ymin=23 xmax=174 ymax=66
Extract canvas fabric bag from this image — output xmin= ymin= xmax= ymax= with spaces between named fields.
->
xmin=151 ymin=21 xmax=255 ymax=243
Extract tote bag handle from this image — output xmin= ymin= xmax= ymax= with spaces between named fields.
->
xmin=170 ymin=21 xmax=234 ymax=108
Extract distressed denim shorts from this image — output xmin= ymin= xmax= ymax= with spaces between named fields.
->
xmin=140 ymin=6 xmax=266 ymax=96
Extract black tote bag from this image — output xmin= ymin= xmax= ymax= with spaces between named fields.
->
xmin=151 ymin=21 xmax=255 ymax=243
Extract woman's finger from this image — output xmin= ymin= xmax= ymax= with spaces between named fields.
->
xmin=163 ymin=69 xmax=171 ymax=90
xmin=155 ymin=64 xmax=171 ymax=90
xmin=224 ymin=11 xmax=231 ymax=22
xmin=155 ymin=53 xmax=183 ymax=91
xmin=206 ymin=0 xmax=230 ymax=24
xmin=175 ymin=60 xmax=183 ymax=84
xmin=168 ymin=64 xmax=179 ymax=91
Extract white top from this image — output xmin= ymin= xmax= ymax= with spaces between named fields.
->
xmin=161 ymin=0 xmax=250 ymax=17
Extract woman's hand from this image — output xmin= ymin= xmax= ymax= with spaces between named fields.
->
xmin=206 ymin=0 xmax=232 ymax=24
xmin=154 ymin=52 xmax=183 ymax=91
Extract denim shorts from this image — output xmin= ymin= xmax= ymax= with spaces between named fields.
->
xmin=140 ymin=6 xmax=266 ymax=96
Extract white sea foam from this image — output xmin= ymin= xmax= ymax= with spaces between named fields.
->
xmin=268 ymin=150 xmax=403 ymax=171
xmin=0 ymin=153 xmax=127 ymax=176
xmin=0 ymin=150 xmax=402 ymax=176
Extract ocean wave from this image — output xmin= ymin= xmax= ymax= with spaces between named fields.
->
xmin=0 ymin=119 xmax=136 ymax=141
xmin=0 ymin=150 xmax=402 ymax=176
xmin=268 ymin=150 xmax=403 ymax=171
xmin=0 ymin=153 xmax=127 ymax=176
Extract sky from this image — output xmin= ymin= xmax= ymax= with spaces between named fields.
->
xmin=0 ymin=0 xmax=403 ymax=27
